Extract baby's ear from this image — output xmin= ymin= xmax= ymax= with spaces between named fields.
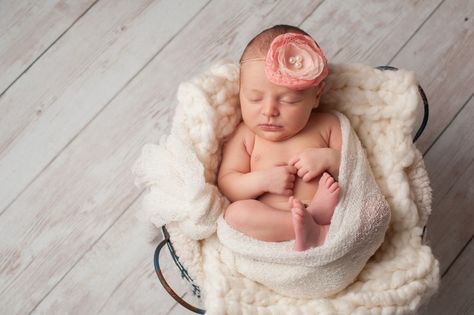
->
xmin=315 ymin=82 xmax=325 ymax=103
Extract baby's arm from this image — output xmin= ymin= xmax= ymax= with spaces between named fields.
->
xmin=326 ymin=113 xmax=342 ymax=177
xmin=327 ymin=113 xmax=342 ymax=152
xmin=218 ymin=123 xmax=297 ymax=201
xmin=289 ymin=113 xmax=342 ymax=181
xmin=289 ymin=148 xmax=340 ymax=181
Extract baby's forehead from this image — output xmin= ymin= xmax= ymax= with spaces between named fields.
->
xmin=240 ymin=61 xmax=265 ymax=79
xmin=240 ymin=63 xmax=261 ymax=73
xmin=240 ymin=76 xmax=307 ymax=96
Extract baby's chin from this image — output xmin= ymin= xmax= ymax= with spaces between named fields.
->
xmin=253 ymin=128 xmax=294 ymax=142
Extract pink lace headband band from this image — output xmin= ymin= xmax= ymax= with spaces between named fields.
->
xmin=240 ymin=33 xmax=328 ymax=90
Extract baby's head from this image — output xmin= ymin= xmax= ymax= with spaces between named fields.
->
xmin=239 ymin=25 xmax=328 ymax=142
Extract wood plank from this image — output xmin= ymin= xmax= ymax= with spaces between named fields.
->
xmin=390 ymin=0 xmax=474 ymax=153
xmin=0 ymin=0 xmax=209 ymax=313
xmin=300 ymin=0 xmax=443 ymax=140
xmin=0 ymin=0 xmax=208 ymax=213
xmin=423 ymin=95 xmax=474 ymax=274
xmin=29 ymin=202 xmax=191 ymax=314
xmin=301 ymin=0 xmax=442 ymax=66
xmin=0 ymin=0 xmax=96 ymax=94
xmin=0 ymin=1 xmax=323 ymax=314
xmin=420 ymin=237 xmax=474 ymax=315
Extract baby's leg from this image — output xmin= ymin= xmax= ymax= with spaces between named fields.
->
xmin=306 ymin=172 xmax=340 ymax=225
xmin=290 ymin=197 xmax=329 ymax=251
xmin=223 ymin=200 xmax=294 ymax=242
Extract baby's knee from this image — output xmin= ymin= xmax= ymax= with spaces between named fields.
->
xmin=223 ymin=200 xmax=253 ymax=227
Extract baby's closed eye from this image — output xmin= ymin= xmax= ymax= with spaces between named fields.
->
xmin=279 ymin=92 xmax=304 ymax=104
xmin=280 ymin=97 xmax=303 ymax=104
xmin=245 ymin=94 xmax=263 ymax=103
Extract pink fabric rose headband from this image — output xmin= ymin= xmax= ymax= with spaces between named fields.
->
xmin=241 ymin=33 xmax=328 ymax=90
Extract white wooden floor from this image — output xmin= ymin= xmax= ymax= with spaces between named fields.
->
xmin=0 ymin=0 xmax=473 ymax=314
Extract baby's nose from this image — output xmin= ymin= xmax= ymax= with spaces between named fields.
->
xmin=262 ymin=99 xmax=279 ymax=117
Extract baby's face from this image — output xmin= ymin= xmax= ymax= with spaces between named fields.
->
xmin=240 ymin=61 xmax=319 ymax=142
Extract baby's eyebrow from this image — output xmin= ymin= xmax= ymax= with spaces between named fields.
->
xmin=244 ymin=89 xmax=264 ymax=96
xmin=282 ymin=91 xmax=304 ymax=97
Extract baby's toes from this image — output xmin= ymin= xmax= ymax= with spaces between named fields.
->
xmin=331 ymin=186 xmax=341 ymax=199
xmin=325 ymin=175 xmax=335 ymax=187
xmin=329 ymin=182 xmax=339 ymax=192
xmin=297 ymin=207 xmax=305 ymax=217
xmin=292 ymin=198 xmax=306 ymax=210
xmin=288 ymin=196 xmax=294 ymax=205
xmin=320 ymin=172 xmax=329 ymax=182
xmin=292 ymin=207 xmax=304 ymax=219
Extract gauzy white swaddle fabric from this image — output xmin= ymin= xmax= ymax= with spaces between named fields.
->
xmin=216 ymin=111 xmax=391 ymax=298
xmin=132 ymin=61 xmax=439 ymax=314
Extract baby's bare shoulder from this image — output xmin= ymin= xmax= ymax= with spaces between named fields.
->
xmin=225 ymin=122 xmax=255 ymax=154
xmin=232 ymin=122 xmax=254 ymax=141
xmin=309 ymin=111 xmax=340 ymax=128
xmin=309 ymin=111 xmax=342 ymax=149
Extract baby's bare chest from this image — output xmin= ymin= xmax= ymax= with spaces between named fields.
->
xmin=250 ymin=132 xmax=327 ymax=171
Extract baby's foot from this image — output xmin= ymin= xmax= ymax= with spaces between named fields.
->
xmin=306 ymin=172 xmax=340 ymax=225
xmin=290 ymin=198 xmax=324 ymax=251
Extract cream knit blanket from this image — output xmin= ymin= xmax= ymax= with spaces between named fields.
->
xmin=132 ymin=61 xmax=439 ymax=314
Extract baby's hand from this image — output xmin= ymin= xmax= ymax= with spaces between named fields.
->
xmin=289 ymin=148 xmax=339 ymax=182
xmin=263 ymin=164 xmax=297 ymax=196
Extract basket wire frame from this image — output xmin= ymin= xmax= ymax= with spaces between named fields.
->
xmin=154 ymin=226 xmax=205 ymax=314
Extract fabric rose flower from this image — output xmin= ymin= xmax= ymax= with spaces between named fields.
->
xmin=265 ymin=33 xmax=328 ymax=90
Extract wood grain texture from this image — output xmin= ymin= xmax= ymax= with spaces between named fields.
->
xmin=423 ymin=95 xmax=474 ymax=274
xmin=0 ymin=0 xmax=96 ymax=93
xmin=30 ymin=202 xmax=192 ymax=314
xmin=0 ymin=0 xmax=209 ymax=313
xmin=391 ymin=0 xmax=474 ymax=153
xmin=420 ymin=237 xmax=474 ymax=315
xmin=295 ymin=0 xmax=443 ymax=138
xmin=301 ymin=0 xmax=442 ymax=65
xmin=0 ymin=0 xmax=208 ymax=213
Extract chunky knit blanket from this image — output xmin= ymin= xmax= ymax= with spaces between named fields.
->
xmin=132 ymin=61 xmax=439 ymax=314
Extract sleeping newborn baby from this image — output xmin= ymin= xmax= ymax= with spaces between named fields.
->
xmin=218 ymin=25 xmax=342 ymax=251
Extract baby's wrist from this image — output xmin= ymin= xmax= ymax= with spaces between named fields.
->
xmin=325 ymin=149 xmax=340 ymax=178
xmin=255 ymin=169 xmax=270 ymax=193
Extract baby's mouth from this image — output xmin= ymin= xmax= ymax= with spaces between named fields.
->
xmin=258 ymin=123 xmax=283 ymax=131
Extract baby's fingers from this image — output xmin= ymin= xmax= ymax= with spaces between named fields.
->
xmin=302 ymin=171 xmax=318 ymax=182
xmin=287 ymin=173 xmax=296 ymax=183
xmin=288 ymin=156 xmax=299 ymax=166
xmin=285 ymin=181 xmax=295 ymax=189
xmin=297 ymin=168 xmax=309 ymax=178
